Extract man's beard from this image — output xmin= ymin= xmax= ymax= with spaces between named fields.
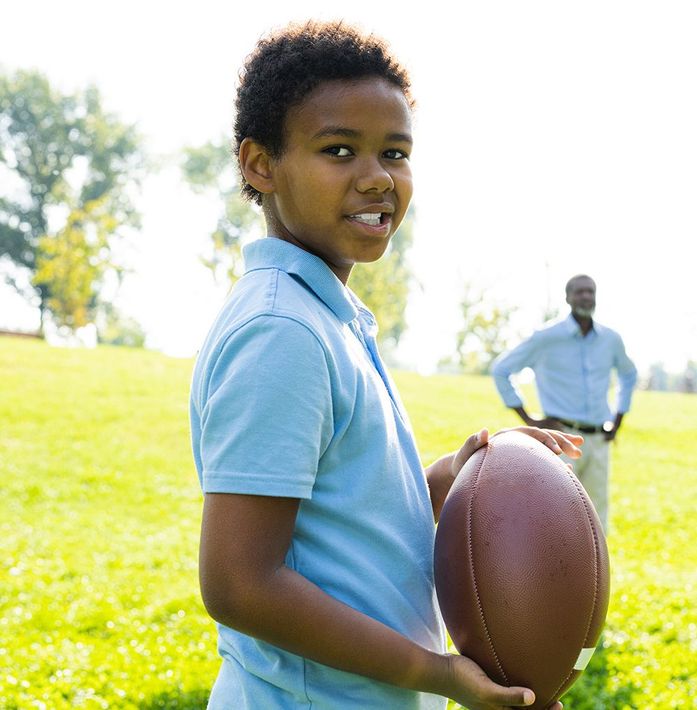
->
xmin=575 ymin=306 xmax=595 ymax=318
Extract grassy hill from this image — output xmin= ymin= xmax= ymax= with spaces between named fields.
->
xmin=1 ymin=337 xmax=695 ymax=709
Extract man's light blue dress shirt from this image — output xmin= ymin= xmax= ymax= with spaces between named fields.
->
xmin=491 ymin=314 xmax=637 ymax=426
xmin=190 ymin=238 xmax=445 ymax=709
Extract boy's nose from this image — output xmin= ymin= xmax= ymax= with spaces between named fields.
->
xmin=355 ymin=159 xmax=395 ymax=193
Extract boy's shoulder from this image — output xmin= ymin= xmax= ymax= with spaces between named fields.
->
xmin=194 ymin=238 xmax=363 ymax=390
xmin=219 ymin=264 xmax=336 ymax=339
xmin=197 ymin=261 xmax=342 ymax=377
xmin=192 ymin=267 xmax=332 ymax=401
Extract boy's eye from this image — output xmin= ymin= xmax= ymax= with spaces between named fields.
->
xmin=384 ymin=148 xmax=409 ymax=160
xmin=323 ymin=146 xmax=353 ymax=157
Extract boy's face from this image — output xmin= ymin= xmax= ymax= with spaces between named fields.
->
xmin=263 ymin=78 xmax=413 ymax=284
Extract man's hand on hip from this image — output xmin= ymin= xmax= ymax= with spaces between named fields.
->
xmin=527 ymin=416 xmax=564 ymax=430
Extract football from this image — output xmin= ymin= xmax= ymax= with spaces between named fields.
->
xmin=434 ymin=430 xmax=610 ymax=709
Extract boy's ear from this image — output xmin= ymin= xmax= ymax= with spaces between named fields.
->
xmin=239 ymin=138 xmax=275 ymax=195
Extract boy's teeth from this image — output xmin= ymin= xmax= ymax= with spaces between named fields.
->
xmin=351 ymin=213 xmax=382 ymax=225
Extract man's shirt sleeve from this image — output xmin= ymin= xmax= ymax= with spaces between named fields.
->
xmin=491 ymin=334 xmax=539 ymax=408
xmin=199 ymin=314 xmax=334 ymax=498
xmin=614 ymin=334 xmax=638 ymax=414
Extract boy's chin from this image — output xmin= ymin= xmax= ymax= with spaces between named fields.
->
xmin=361 ymin=245 xmax=392 ymax=264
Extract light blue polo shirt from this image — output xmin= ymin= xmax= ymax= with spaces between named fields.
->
xmin=190 ymin=237 xmax=446 ymax=710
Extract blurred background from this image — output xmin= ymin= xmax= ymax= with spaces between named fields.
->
xmin=2 ymin=0 xmax=696 ymax=387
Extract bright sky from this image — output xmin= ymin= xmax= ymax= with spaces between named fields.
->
xmin=2 ymin=0 xmax=696 ymax=372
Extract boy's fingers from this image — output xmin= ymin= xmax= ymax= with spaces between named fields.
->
xmin=531 ymin=428 xmax=579 ymax=457
xmin=483 ymin=685 xmax=535 ymax=707
xmin=451 ymin=429 xmax=489 ymax=477
xmin=447 ymin=654 xmax=537 ymax=709
xmin=540 ymin=429 xmax=583 ymax=458
xmin=493 ymin=426 xmax=583 ymax=459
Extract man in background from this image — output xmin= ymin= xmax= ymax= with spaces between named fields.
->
xmin=491 ymin=274 xmax=638 ymax=530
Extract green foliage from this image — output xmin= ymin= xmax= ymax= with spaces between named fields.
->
xmin=181 ymin=140 xmax=259 ymax=286
xmin=1 ymin=338 xmax=695 ymax=708
xmin=449 ymin=284 xmax=516 ymax=373
xmin=348 ymin=205 xmax=416 ymax=346
xmin=96 ymin=302 xmax=146 ymax=348
xmin=32 ymin=199 xmax=117 ymax=329
xmin=0 ymin=69 xmax=144 ymax=327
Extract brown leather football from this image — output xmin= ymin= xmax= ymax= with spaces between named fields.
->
xmin=434 ymin=431 xmax=610 ymax=709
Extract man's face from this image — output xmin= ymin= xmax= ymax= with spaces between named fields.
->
xmin=262 ymin=77 xmax=413 ymax=284
xmin=566 ymin=277 xmax=596 ymax=318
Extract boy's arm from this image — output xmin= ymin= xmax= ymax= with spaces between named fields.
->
xmin=200 ymin=492 xmax=560 ymax=709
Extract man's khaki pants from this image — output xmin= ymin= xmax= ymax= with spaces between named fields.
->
xmin=562 ymin=431 xmax=610 ymax=532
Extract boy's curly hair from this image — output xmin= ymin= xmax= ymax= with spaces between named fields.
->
xmin=234 ymin=20 xmax=413 ymax=205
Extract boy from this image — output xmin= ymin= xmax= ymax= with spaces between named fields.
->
xmin=190 ymin=20 xmax=579 ymax=709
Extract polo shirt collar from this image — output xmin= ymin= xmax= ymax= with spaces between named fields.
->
xmin=243 ymin=237 xmax=358 ymax=324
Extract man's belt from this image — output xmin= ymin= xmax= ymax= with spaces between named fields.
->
xmin=552 ymin=417 xmax=605 ymax=434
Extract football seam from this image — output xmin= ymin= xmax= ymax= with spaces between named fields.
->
xmin=547 ymin=470 xmax=601 ymax=703
xmin=467 ymin=444 xmax=509 ymax=686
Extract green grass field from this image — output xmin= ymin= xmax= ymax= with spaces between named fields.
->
xmin=1 ymin=337 xmax=695 ymax=709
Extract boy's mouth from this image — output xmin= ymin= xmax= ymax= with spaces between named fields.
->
xmin=345 ymin=203 xmax=394 ymax=232
xmin=349 ymin=213 xmax=384 ymax=226
xmin=346 ymin=212 xmax=392 ymax=228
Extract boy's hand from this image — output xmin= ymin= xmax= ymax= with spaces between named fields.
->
xmin=451 ymin=426 xmax=582 ymax=480
xmin=437 ymin=653 xmax=563 ymax=710
xmin=449 ymin=429 xmax=489 ymax=479
xmin=493 ymin=426 xmax=584 ymax=460
xmin=427 ymin=430 xmax=487 ymax=520
xmin=427 ymin=426 xmax=583 ymax=522
xmin=427 ymin=431 xmax=488 ymax=520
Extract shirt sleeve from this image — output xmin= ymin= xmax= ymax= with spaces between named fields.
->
xmin=199 ymin=314 xmax=334 ymax=498
xmin=491 ymin=334 xmax=539 ymax=408
xmin=613 ymin=334 xmax=638 ymax=414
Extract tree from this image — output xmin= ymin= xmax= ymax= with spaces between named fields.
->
xmin=682 ymin=361 xmax=696 ymax=393
xmin=181 ymin=140 xmax=260 ymax=286
xmin=348 ymin=205 xmax=416 ymax=347
xmin=96 ymin=301 xmax=146 ymax=348
xmin=452 ymin=284 xmax=516 ymax=373
xmin=33 ymin=198 xmax=117 ymax=329
xmin=646 ymin=362 xmax=668 ymax=391
xmin=0 ymin=69 xmax=144 ymax=332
